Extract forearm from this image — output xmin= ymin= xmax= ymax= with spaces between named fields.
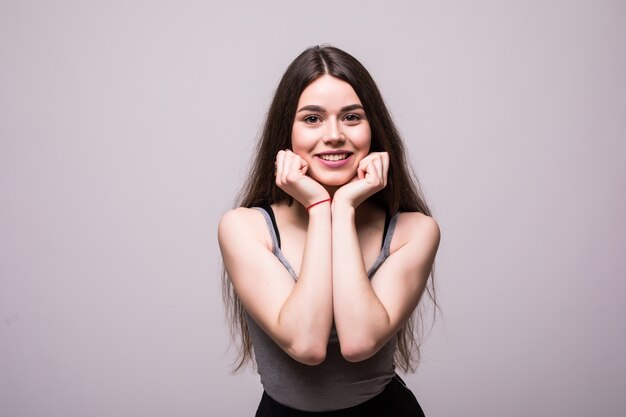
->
xmin=331 ymin=202 xmax=391 ymax=361
xmin=278 ymin=204 xmax=333 ymax=363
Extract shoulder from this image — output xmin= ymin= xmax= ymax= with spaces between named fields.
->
xmin=219 ymin=206 xmax=263 ymax=225
xmin=392 ymin=212 xmax=440 ymax=253
xmin=396 ymin=211 xmax=440 ymax=235
xmin=218 ymin=207 xmax=271 ymax=250
xmin=218 ymin=207 xmax=260 ymax=229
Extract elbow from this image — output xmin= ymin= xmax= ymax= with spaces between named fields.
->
xmin=287 ymin=342 xmax=327 ymax=366
xmin=339 ymin=337 xmax=379 ymax=363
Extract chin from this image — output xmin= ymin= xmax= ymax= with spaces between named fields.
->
xmin=310 ymin=169 xmax=356 ymax=187
xmin=313 ymin=173 xmax=354 ymax=188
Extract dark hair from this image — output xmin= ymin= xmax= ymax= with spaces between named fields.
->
xmin=223 ymin=45 xmax=436 ymax=372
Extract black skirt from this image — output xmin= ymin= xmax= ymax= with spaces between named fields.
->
xmin=255 ymin=375 xmax=426 ymax=417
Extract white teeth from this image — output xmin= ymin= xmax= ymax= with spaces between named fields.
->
xmin=319 ymin=154 xmax=349 ymax=161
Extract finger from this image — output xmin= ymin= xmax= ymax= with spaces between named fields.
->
xmin=357 ymin=155 xmax=373 ymax=180
xmin=290 ymin=152 xmax=305 ymax=174
xmin=380 ymin=152 xmax=389 ymax=186
xmin=357 ymin=162 xmax=365 ymax=180
xmin=300 ymin=157 xmax=309 ymax=176
xmin=362 ymin=154 xmax=382 ymax=184
xmin=276 ymin=150 xmax=285 ymax=180
xmin=281 ymin=151 xmax=294 ymax=182
xmin=365 ymin=159 xmax=381 ymax=185
xmin=369 ymin=153 xmax=382 ymax=177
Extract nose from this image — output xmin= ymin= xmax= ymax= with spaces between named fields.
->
xmin=323 ymin=118 xmax=345 ymax=145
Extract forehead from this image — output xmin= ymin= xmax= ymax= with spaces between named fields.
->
xmin=297 ymin=75 xmax=361 ymax=107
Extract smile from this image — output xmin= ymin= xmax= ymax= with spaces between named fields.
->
xmin=317 ymin=153 xmax=351 ymax=161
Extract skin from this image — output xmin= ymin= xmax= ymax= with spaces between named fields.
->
xmin=218 ymin=75 xmax=440 ymax=365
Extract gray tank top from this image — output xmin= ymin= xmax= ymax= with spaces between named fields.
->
xmin=246 ymin=207 xmax=400 ymax=412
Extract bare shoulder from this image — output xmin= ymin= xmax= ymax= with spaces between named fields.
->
xmin=218 ymin=207 xmax=271 ymax=250
xmin=392 ymin=212 xmax=441 ymax=253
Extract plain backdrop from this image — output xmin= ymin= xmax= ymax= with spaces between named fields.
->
xmin=1 ymin=1 xmax=625 ymax=416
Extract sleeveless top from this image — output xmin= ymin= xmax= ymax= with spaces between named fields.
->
xmin=245 ymin=206 xmax=400 ymax=412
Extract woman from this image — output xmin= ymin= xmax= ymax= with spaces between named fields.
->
xmin=218 ymin=45 xmax=440 ymax=416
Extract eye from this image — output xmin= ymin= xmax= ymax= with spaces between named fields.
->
xmin=303 ymin=115 xmax=321 ymax=124
xmin=343 ymin=113 xmax=361 ymax=123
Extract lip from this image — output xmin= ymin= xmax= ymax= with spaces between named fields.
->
xmin=315 ymin=152 xmax=353 ymax=168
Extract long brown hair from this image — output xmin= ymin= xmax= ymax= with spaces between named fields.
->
xmin=223 ymin=45 xmax=437 ymax=372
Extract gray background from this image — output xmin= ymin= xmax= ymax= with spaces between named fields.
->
xmin=1 ymin=1 xmax=625 ymax=416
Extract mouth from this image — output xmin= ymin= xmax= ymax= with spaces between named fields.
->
xmin=316 ymin=152 xmax=352 ymax=162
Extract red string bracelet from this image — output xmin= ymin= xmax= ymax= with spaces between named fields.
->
xmin=306 ymin=198 xmax=331 ymax=211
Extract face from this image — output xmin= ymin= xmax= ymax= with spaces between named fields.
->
xmin=291 ymin=75 xmax=371 ymax=188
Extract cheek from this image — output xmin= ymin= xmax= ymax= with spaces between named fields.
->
xmin=290 ymin=127 xmax=301 ymax=152
xmin=291 ymin=128 xmax=317 ymax=154
xmin=290 ymin=137 xmax=305 ymax=155
xmin=355 ymin=126 xmax=372 ymax=150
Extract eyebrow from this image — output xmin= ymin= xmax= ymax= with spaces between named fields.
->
xmin=296 ymin=104 xmax=364 ymax=113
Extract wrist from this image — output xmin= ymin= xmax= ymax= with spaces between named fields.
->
xmin=331 ymin=195 xmax=356 ymax=209
xmin=307 ymin=198 xmax=332 ymax=222
xmin=331 ymin=199 xmax=356 ymax=219
xmin=307 ymin=197 xmax=332 ymax=212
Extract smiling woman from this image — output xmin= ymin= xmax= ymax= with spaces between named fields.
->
xmin=291 ymin=75 xmax=371 ymax=190
xmin=218 ymin=45 xmax=440 ymax=416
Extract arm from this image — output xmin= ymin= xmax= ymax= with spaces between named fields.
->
xmin=331 ymin=207 xmax=439 ymax=362
xmin=218 ymin=151 xmax=333 ymax=365
xmin=331 ymin=153 xmax=440 ymax=362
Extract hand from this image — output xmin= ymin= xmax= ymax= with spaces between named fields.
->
xmin=333 ymin=152 xmax=389 ymax=208
xmin=275 ymin=150 xmax=330 ymax=207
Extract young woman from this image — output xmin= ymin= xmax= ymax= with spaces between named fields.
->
xmin=218 ymin=45 xmax=440 ymax=416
